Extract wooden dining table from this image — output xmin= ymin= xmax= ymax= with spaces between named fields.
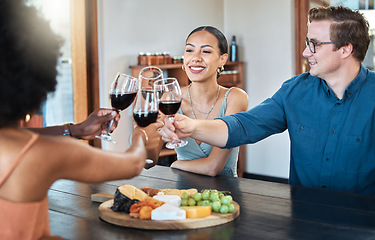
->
xmin=48 ymin=165 xmax=375 ymax=240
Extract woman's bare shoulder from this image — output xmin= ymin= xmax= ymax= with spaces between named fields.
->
xmin=219 ymin=87 xmax=248 ymax=115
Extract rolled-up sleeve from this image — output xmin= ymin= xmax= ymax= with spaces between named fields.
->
xmin=219 ymin=93 xmax=288 ymax=149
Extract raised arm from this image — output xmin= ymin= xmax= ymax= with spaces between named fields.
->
xmin=169 ymin=87 xmax=248 ymax=176
xmin=27 ymin=108 xmax=120 ymax=140
xmin=160 ymin=115 xmax=229 ymax=148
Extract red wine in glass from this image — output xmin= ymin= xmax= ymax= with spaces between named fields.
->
xmin=133 ymin=111 xmax=159 ymax=127
xmin=154 ymin=77 xmax=187 ymax=149
xmin=111 ymin=92 xmax=137 ymax=111
xmin=159 ymin=100 xmax=181 ymax=116
xmin=133 ymin=89 xmax=159 ymax=127
xmin=96 ymin=73 xmax=138 ymax=144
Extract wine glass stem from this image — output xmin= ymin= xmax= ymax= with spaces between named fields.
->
xmin=168 ymin=115 xmax=179 ymax=140
xmin=106 ymin=119 xmax=114 ymax=134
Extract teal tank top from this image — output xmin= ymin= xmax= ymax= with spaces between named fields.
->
xmin=175 ymin=87 xmax=239 ymax=177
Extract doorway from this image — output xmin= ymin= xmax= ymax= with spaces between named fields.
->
xmin=27 ymin=0 xmax=74 ymax=126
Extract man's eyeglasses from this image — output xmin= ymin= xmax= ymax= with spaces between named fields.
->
xmin=305 ymin=37 xmax=334 ymax=53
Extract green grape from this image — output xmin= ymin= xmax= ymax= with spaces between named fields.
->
xmin=211 ymin=189 xmax=218 ymax=195
xmin=181 ymin=198 xmax=189 ymax=206
xmin=218 ymin=192 xmax=225 ymax=200
xmin=202 ymin=190 xmax=210 ymax=200
xmin=210 ymin=192 xmax=219 ymax=202
xmin=181 ymin=191 xmax=189 ymax=200
xmin=212 ymin=201 xmax=221 ymax=213
xmin=220 ymin=205 xmax=229 ymax=214
xmin=188 ymin=198 xmax=196 ymax=206
xmin=226 ymin=195 xmax=233 ymax=204
xmin=228 ymin=203 xmax=235 ymax=213
xmin=201 ymin=200 xmax=211 ymax=206
xmin=221 ymin=196 xmax=232 ymax=205
xmin=197 ymin=200 xmax=203 ymax=206
xmin=202 ymin=189 xmax=210 ymax=194
xmin=193 ymin=192 xmax=202 ymax=202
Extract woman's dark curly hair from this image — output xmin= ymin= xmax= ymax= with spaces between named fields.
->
xmin=0 ymin=0 xmax=62 ymax=127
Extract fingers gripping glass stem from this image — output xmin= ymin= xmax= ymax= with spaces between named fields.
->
xmin=154 ymin=77 xmax=187 ymax=149
xmin=166 ymin=116 xmax=187 ymax=149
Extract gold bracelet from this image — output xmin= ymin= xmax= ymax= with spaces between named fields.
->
xmin=138 ymin=129 xmax=148 ymax=145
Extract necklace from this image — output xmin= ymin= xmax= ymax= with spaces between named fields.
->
xmin=188 ymin=83 xmax=220 ymax=119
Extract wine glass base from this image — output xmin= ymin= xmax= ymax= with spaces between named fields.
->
xmin=145 ymin=159 xmax=154 ymax=164
xmin=95 ymin=134 xmax=117 ymax=144
xmin=165 ymin=139 xmax=188 ymax=149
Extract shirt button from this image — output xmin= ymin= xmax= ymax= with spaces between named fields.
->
xmin=322 ymin=185 xmax=327 ymax=188
xmin=332 ymin=130 xmax=336 ymax=134
xmin=326 ymin=158 xmax=330 ymax=161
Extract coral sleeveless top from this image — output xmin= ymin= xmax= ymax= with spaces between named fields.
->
xmin=0 ymin=133 xmax=51 ymax=240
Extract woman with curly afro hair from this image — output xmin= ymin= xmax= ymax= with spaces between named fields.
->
xmin=0 ymin=1 xmax=164 ymax=239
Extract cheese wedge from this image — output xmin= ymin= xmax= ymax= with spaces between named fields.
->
xmin=151 ymin=203 xmax=186 ymax=221
xmin=117 ymin=184 xmax=150 ymax=201
xmin=159 ymin=188 xmax=197 ymax=198
xmin=153 ymin=195 xmax=181 ymax=207
xmin=180 ymin=206 xmax=212 ymax=218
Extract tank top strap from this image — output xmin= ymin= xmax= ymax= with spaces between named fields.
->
xmin=224 ymin=87 xmax=235 ymax=99
xmin=217 ymin=87 xmax=235 ymax=116
xmin=0 ymin=132 xmax=39 ymax=186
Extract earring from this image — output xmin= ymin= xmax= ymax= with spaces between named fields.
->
xmin=181 ymin=65 xmax=185 ymax=71
xmin=217 ymin=66 xmax=224 ymax=74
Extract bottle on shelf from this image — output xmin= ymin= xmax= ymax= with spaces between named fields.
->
xmin=138 ymin=52 xmax=146 ymax=65
xmin=163 ymin=51 xmax=172 ymax=64
xmin=230 ymin=35 xmax=238 ymax=62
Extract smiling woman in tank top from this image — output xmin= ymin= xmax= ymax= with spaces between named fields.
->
xmin=171 ymin=26 xmax=248 ymax=177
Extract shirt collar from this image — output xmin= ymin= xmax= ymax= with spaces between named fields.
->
xmin=320 ymin=64 xmax=367 ymax=101
xmin=344 ymin=64 xmax=367 ymax=100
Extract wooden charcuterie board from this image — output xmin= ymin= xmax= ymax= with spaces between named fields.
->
xmin=98 ymin=199 xmax=240 ymax=230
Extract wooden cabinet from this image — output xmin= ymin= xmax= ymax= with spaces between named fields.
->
xmin=130 ymin=61 xmax=246 ymax=177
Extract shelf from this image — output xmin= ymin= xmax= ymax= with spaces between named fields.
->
xmin=130 ymin=61 xmax=243 ymax=71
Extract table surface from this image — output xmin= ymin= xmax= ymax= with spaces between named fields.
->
xmin=48 ymin=165 xmax=375 ymax=240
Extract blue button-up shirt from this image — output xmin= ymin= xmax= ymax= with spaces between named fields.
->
xmin=221 ymin=65 xmax=375 ymax=195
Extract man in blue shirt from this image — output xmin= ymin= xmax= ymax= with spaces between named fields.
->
xmin=160 ymin=6 xmax=375 ymax=195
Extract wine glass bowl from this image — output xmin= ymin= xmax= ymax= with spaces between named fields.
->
xmin=154 ymin=77 xmax=187 ymax=149
xmin=133 ymin=90 xmax=159 ymax=128
xmin=96 ymin=73 xmax=138 ymax=144
xmin=138 ymin=66 xmax=163 ymax=94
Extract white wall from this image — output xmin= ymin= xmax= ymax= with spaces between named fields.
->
xmin=97 ymin=0 xmax=293 ymax=179
xmin=97 ymin=0 xmax=224 ymax=151
xmin=224 ymin=0 xmax=293 ymax=179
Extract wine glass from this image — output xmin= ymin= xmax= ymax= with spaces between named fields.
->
xmin=96 ymin=73 xmax=138 ymax=144
xmin=138 ymin=66 xmax=163 ymax=95
xmin=133 ymin=87 xmax=159 ymax=165
xmin=154 ymin=77 xmax=187 ymax=149
xmin=133 ymin=90 xmax=159 ymax=128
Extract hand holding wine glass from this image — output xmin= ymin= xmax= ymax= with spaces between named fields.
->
xmin=96 ymin=73 xmax=138 ymax=144
xmin=154 ymin=77 xmax=187 ymax=149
